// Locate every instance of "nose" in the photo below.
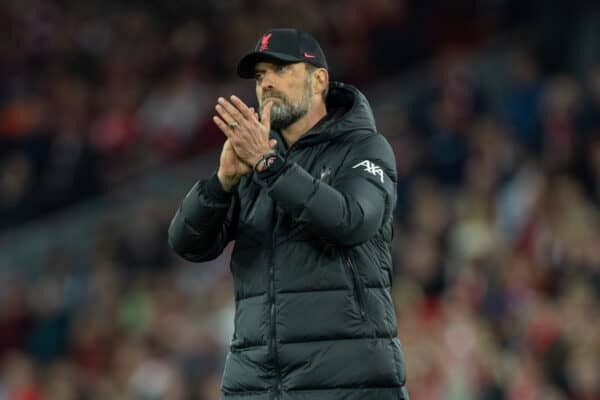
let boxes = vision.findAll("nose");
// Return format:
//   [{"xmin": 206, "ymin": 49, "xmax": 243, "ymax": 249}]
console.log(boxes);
[{"xmin": 260, "ymin": 70, "xmax": 275, "ymax": 91}]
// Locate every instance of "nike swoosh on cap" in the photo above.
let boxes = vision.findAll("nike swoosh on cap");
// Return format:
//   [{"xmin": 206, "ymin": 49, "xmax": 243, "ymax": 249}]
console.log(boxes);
[{"xmin": 303, "ymin": 52, "xmax": 316, "ymax": 58}]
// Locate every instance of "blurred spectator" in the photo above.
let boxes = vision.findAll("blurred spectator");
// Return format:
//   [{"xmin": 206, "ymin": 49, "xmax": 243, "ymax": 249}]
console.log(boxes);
[
  {"xmin": 539, "ymin": 75, "xmax": 582, "ymax": 170},
  {"xmin": 0, "ymin": 152, "xmax": 36, "ymax": 229},
  {"xmin": 503, "ymin": 47, "xmax": 544, "ymax": 153},
  {"xmin": 0, "ymin": 351, "xmax": 45, "ymax": 400}
]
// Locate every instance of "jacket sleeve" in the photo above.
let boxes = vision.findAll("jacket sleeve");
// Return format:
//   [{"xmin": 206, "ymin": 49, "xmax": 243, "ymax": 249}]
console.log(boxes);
[
  {"xmin": 168, "ymin": 172, "xmax": 239, "ymax": 262},
  {"xmin": 257, "ymin": 133, "xmax": 397, "ymax": 246}
]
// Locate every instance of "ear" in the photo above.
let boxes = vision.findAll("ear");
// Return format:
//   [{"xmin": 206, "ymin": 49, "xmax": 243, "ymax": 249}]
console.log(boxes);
[{"xmin": 312, "ymin": 68, "xmax": 329, "ymax": 97}]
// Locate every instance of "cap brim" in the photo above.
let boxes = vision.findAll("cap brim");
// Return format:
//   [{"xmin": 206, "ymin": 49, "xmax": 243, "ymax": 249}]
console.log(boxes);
[{"xmin": 237, "ymin": 51, "xmax": 303, "ymax": 79}]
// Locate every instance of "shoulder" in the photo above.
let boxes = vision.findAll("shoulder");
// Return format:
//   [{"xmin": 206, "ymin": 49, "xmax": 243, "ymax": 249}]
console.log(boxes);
[
  {"xmin": 336, "ymin": 131, "xmax": 397, "ymax": 180},
  {"xmin": 343, "ymin": 130, "xmax": 395, "ymax": 160}
]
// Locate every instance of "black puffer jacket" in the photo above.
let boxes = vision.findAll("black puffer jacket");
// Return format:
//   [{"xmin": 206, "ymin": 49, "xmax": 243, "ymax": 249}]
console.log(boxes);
[{"xmin": 169, "ymin": 82, "xmax": 408, "ymax": 400}]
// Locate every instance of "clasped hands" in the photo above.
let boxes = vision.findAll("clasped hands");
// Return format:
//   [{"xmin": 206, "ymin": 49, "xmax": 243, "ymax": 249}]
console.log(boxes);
[{"xmin": 213, "ymin": 96, "xmax": 277, "ymax": 191}]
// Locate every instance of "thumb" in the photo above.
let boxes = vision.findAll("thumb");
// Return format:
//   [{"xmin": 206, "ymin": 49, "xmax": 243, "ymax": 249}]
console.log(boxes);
[
  {"xmin": 269, "ymin": 139, "xmax": 277, "ymax": 149},
  {"xmin": 261, "ymin": 101, "xmax": 273, "ymax": 133}
]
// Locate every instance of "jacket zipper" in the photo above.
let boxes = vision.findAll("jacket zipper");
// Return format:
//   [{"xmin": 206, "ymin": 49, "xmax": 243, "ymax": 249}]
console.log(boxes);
[
  {"xmin": 270, "ymin": 223, "xmax": 282, "ymax": 398},
  {"xmin": 344, "ymin": 253, "xmax": 367, "ymax": 321}
]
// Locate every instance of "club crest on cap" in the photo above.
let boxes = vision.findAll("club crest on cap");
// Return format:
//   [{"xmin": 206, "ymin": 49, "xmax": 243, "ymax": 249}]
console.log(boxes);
[{"xmin": 259, "ymin": 33, "xmax": 272, "ymax": 52}]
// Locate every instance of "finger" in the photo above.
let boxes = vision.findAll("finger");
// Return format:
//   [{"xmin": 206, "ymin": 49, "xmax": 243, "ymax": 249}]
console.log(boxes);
[
  {"xmin": 218, "ymin": 97, "xmax": 248, "ymax": 128},
  {"xmin": 261, "ymin": 101, "xmax": 273, "ymax": 133},
  {"xmin": 269, "ymin": 139, "xmax": 277, "ymax": 148},
  {"xmin": 230, "ymin": 95, "xmax": 255, "ymax": 121},
  {"xmin": 215, "ymin": 103, "xmax": 237, "ymax": 128},
  {"xmin": 212, "ymin": 115, "xmax": 234, "ymax": 138},
  {"xmin": 249, "ymin": 107, "xmax": 259, "ymax": 121}
]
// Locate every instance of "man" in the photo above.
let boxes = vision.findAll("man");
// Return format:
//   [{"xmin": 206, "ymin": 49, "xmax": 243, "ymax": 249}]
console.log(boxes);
[{"xmin": 168, "ymin": 29, "xmax": 409, "ymax": 400}]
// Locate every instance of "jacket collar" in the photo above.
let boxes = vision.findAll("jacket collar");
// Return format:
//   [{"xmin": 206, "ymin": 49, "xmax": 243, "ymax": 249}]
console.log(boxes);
[{"xmin": 271, "ymin": 81, "xmax": 378, "ymax": 151}]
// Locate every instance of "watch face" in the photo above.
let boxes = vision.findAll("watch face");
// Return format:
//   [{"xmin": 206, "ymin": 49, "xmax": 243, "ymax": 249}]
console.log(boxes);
[
  {"xmin": 266, "ymin": 156, "xmax": 277, "ymax": 168},
  {"xmin": 256, "ymin": 153, "xmax": 279, "ymax": 172}
]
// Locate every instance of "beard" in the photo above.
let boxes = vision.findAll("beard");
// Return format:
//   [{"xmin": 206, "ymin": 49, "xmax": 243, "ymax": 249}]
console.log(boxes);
[{"xmin": 260, "ymin": 78, "xmax": 311, "ymax": 131}]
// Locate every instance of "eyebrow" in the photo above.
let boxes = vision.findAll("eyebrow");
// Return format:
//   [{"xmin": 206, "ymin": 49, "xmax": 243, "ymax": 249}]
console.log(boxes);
[
  {"xmin": 255, "ymin": 64, "xmax": 275, "ymax": 73},
  {"xmin": 255, "ymin": 60, "xmax": 295, "ymax": 75}
]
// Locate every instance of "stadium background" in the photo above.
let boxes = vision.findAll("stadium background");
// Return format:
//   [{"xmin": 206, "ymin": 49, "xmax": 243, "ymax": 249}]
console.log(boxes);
[{"xmin": 1, "ymin": 0, "xmax": 600, "ymax": 399}]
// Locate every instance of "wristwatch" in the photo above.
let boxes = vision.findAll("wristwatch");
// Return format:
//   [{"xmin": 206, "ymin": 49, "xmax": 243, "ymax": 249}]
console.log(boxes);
[{"xmin": 254, "ymin": 151, "xmax": 281, "ymax": 172}]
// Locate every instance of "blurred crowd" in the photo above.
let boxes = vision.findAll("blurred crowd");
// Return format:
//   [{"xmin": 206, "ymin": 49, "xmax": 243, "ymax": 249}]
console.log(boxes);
[
  {"xmin": 1, "ymin": 0, "xmax": 600, "ymax": 400},
  {"xmin": 0, "ymin": 0, "xmax": 542, "ymax": 229},
  {"xmin": 386, "ymin": 51, "xmax": 600, "ymax": 399}
]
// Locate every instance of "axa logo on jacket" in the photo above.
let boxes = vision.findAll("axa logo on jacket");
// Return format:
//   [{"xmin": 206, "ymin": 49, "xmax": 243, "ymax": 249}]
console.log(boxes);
[{"xmin": 353, "ymin": 160, "xmax": 384, "ymax": 183}]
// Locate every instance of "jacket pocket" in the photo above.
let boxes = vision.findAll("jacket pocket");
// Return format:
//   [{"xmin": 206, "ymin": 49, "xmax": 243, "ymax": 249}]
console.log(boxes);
[{"xmin": 343, "ymin": 252, "xmax": 367, "ymax": 321}]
